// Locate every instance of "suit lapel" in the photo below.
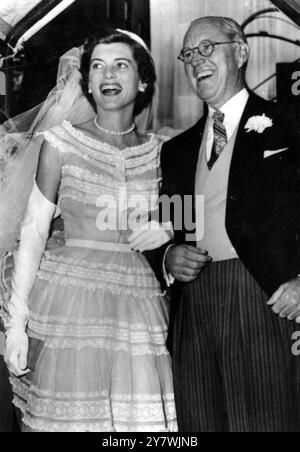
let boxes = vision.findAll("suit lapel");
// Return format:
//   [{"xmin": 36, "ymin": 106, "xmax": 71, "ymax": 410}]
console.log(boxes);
[
  {"xmin": 180, "ymin": 113, "xmax": 208, "ymax": 198},
  {"xmin": 228, "ymin": 93, "xmax": 265, "ymax": 199},
  {"xmin": 176, "ymin": 113, "xmax": 207, "ymax": 244}
]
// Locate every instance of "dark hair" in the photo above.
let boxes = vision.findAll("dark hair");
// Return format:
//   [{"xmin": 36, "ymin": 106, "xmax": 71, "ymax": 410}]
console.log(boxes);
[{"xmin": 80, "ymin": 29, "xmax": 156, "ymax": 116}]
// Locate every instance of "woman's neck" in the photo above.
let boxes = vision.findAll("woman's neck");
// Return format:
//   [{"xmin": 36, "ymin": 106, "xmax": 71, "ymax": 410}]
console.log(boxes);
[
  {"xmin": 95, "ymin": 109, "xmax": 134, "ymax": 135},
  {"xmin": 91, "ymin": 108, "xmax": 150, "ymax": 150}
]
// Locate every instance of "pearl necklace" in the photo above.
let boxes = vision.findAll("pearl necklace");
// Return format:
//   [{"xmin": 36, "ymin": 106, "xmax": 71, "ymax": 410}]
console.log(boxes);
[{"xmin": 94, "ymin": 117, "xmax": 135, "ymax": 136}]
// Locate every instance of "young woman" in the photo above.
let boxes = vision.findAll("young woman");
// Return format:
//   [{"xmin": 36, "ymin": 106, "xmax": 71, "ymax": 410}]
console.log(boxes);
[{"xmin": 4, "ymin": 29, "xmax": 177, "ymax": 432}]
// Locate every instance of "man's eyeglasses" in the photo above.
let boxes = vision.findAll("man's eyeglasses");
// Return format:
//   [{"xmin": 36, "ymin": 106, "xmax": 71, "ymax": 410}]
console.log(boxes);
[{"xmin": 178, "ymin": 39, "xmax": 238, "ymax": 64}]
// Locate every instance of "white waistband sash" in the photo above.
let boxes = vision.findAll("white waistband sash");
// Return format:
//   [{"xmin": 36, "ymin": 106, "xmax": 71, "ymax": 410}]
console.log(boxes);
[{"xmin": 65, "ymin": 239, "xmax": 135, "ymax": 253}]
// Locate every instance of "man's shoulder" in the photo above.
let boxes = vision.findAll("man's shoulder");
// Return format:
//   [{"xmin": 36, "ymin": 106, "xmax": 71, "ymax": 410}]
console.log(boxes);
[
  {"xmin": 247, "ymin": 92, "xmax": 293, "ymax": 120},
  {"xmin": 161, "ymin": 117, "xmax": 205, "ymax": 151},
  {"xmin": 246, "ymin": 91, "xmax": 299, "ymax": 148}
]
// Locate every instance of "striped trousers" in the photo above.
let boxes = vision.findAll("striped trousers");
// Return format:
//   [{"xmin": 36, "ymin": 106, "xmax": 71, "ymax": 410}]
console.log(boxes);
[{"xmin": 171, "ymin": 259, "xmax": 300, "ymax": 432}]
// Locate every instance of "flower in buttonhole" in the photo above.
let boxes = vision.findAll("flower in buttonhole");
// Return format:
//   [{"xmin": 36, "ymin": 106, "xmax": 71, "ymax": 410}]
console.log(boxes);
[{"xmin": 245, "ymin": 114, "xmax": 273, "ymax": 134}]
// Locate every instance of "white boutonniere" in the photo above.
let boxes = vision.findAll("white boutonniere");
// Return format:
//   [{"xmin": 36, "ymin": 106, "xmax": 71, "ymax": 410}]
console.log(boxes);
[{"xmin": 245, "ymin": 114, "xmax": 273, "ymax": 134}]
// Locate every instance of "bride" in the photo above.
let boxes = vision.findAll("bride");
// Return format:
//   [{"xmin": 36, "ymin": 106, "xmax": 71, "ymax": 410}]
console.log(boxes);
[{"xmin": 2, "ymin": 28, "xmax": 177, "ymax": 432}]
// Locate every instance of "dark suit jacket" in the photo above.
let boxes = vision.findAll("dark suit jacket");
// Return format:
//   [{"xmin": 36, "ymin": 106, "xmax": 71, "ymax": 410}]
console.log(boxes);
[{"xmin": 146, "ymin": 92, "xmax": 300, "ymax": 298}]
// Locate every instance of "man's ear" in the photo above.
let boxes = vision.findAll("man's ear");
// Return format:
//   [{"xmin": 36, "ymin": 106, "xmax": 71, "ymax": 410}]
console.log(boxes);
[{"xmin": 236, "ymin": 42, "xmax": 250, "ymax": 69}]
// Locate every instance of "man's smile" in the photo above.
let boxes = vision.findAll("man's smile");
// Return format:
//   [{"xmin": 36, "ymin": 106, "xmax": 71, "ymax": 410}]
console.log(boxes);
[{"xmin": 195, "ymin": 69, "xmax": 215, "ymax": 82}]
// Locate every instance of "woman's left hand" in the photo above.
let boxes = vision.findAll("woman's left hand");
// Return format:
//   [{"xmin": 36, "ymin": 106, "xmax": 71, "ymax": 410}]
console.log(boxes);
[
  {"xmin": 267, "ymin": 277, "xmax": 300, "ymax": 322},
  {"xmin": 128, "ymin": 221, "xmax": 173, "ymax": 252}
]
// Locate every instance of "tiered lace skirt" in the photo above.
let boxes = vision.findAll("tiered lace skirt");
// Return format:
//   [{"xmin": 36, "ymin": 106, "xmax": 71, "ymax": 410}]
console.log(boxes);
[{"xmin": 11, "ymin": 243, "xmax": 177, "ymax": 432}]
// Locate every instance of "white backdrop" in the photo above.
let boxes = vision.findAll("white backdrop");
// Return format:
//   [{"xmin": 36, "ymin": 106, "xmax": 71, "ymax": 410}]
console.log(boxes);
[{"xmin": 150, "ymin": 0, "xmax": 300, "ymax": 130}]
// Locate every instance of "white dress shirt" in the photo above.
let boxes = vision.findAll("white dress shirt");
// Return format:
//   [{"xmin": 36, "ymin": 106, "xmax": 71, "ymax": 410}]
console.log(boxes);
[{"xmin": 206, "ymin": 88, "xmax": 249, "ymax": 161}]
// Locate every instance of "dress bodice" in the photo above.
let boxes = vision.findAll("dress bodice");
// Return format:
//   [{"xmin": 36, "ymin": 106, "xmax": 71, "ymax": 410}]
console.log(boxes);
[{"xmin": 43, "ymin": 121, "xmax": 164, "ymax": 244}]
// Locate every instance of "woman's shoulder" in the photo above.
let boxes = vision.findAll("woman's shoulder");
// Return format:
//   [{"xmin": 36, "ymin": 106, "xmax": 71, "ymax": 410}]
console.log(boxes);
[
  {"xmin": 38, "ymin": 120, "xmax": 91, "ymax": 157},
  {"xmin": 41, "ymin": 120, "xmax": 98, "ymax": 146},
  {"xmin": 39, "ymin": 120, "xmax": 71, "ymax": 141}
]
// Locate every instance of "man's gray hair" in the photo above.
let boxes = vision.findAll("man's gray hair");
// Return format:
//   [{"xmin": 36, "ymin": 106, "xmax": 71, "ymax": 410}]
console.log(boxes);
[
  {"xmin": 186, "ymin": 16, "xmax": 249, "ymax": 75},
  {"xmin": 188, "ymin": 16, "xmax": 248, "ymax": 44}
]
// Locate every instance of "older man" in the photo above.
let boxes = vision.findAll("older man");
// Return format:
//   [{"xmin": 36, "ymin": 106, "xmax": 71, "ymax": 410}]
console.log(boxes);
[{"xmin": 151, "ymin": 16, "xmax": 300, "ymax": 432}]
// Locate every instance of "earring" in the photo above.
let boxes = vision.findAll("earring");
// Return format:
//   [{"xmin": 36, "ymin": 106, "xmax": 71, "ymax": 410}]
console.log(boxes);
[
  {"xmin": 139, "ymin": 83, "xmax": 147, "ymax": 93},
  {"xmin": 88, "ymin": 88, "xmax": 92, "ymax": 94}
]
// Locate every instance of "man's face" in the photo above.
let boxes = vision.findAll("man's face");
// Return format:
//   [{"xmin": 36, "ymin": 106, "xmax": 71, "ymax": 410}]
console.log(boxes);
[{"xmin": 183, "ymin": 21, "xmax": 248, "ymax": 109}]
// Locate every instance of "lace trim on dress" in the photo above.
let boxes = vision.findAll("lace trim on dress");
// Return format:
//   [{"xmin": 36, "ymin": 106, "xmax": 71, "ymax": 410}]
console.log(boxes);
[
  {"xmin": 63, "ymin": 165, "xmax": 116, "ymax": 187},
  {"xmin": 42, "ymin": 129, "xmax": 89, "ymax": 161},
  {"xmin": 61, "ymin": 175, "xmax": 157, "ymax": 200},
  {"xmin": 126, "ymin": 160, "xmax": 158, "ymax": 177},
  {"xmin": 28, "ymin": 318, "xmax": 168, "ymax": 344},
  {"xmin": 12, "ymin": 379, "xmax": 175, "ymax": 402},
  {"xmin": 125, "ymin": 148, "xmax": 159, "ymax": 169},
  {"xmin": 63, "ymin": 165, "xmax": 160, "ymax": 191},
  {"xmin": 43, "ymin": 252, "xmax": 156, "ymax": 276},
  {"xmin": 30, "ymin": 313, "xmax": 168, "ymax": 331},
  {"xmin": 58, "ymin": 188, "xmax": 99, "ymax": 206},
  {"xmin": 42, "ymin": 126, "xmax": 162, "ymax": 180},
  {"xmin": 37, "ymin": 256, "xmax": 161, "ymax": 295},
  {"xmin": 26, "ymin": 335, "xmax": 170, "ymax": 354},
  {"xmin": 61, "ymin": 175, "xmax": 116, "ymax": 197},
  {"xmin": 22, "ymin": 397, "xmax": 175, "ymax": 424},
  {"xmin": 43, "ymin": 126, "xmax": 114, "ymax": 163},
  {"xmin": 12, "ymin": 399, "xmax": 177, "ymax": 432},
  {"xmin": 59, "ymin": 177, "xmax": 158, "ymax": 208},
  {"xmin": 15, "ymin": 405, "xmax": 177, "ymax": 432},
  {"xmin": 47, "ymin": 122, "xmax": 161, "ymax": 166},
  {"xmin": 11, "ymin": 377, "xmax": 177, "ymax": 432},
  {"xmin": 58, "ymin": 184, "xmax": 158, "ymax": 208},
  {"xmin": 12, "ymin": 397, "xmax": 176, "ymax": 427},
  {"xmin": 42, "ymin": 129, "xmax": 119, "ymax": 172},
  {"xmin": 62, "ymin": 120, "xmax": 160, "ymax": 157},
  {"xmin": 39, "ymin": 255, "xmax": 157, "ymax": 286},
  {"xmin": 38, "ymin": 271, "xmax": 163, "ymax": 297}
]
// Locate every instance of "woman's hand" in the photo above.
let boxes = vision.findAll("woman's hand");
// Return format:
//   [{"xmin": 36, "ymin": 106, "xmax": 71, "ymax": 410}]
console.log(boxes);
[
  {"xmin": 128, "ymin": 221, "xmax": 173, "ymax": 252},
  {"xmin": 5, "ymin": 331, "xmax": 30, "ymax": 377}
]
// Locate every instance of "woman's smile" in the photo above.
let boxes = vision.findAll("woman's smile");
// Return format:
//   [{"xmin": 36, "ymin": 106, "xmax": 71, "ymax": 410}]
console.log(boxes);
[{"xmin": 100, "ymin": 83, "xmax": 122, "ymax": 96}]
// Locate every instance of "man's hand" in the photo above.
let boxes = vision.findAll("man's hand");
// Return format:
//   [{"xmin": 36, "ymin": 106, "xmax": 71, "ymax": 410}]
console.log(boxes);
[
  {"xmin": 165, "ymin": 244, "xmax": 212, "ymax": 283},
  {"xmin": 267, "ymin": 277, "xmax": 300, "ymax": 323}
]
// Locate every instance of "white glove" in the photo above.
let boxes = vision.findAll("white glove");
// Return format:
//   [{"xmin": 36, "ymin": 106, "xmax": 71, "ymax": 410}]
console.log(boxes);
[
  {"xmin": 4, "ymin": 181, "xmax": 55, "ymax": 376},
  {"xmin": 128, "ymin": 220, "xmax": 174, "ymax": 252}
]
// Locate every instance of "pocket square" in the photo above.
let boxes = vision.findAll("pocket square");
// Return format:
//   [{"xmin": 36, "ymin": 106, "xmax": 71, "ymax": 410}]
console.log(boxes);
[{"xmin": 263, "ymin": 148, "xmax": 288, "ymax": 158}]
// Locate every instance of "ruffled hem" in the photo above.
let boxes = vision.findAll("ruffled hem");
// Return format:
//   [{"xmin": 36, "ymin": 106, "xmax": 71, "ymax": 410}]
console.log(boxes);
[{"xmin": 12, "ymin": 378, "xmax": 178, "ymax": 432}]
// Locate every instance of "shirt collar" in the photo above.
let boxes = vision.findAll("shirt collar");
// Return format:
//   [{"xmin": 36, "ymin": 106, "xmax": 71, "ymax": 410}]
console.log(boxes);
[{"xmin": 208, "ymin": 88, "xmax": 249, "ymax": 139}]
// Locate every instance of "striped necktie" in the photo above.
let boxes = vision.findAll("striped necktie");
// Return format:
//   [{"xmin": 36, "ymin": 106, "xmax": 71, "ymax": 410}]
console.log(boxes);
[{"xmin": 207, "ymin": 110, "xmax": 227, "ymax": 170}]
